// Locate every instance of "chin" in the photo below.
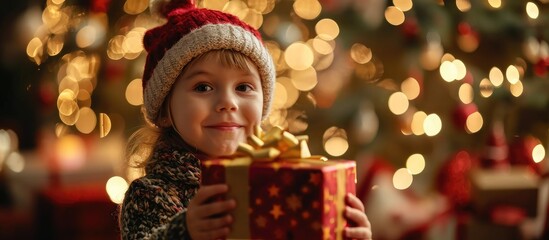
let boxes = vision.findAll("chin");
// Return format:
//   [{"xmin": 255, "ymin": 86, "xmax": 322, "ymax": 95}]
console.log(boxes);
[{"xmin": 206, "ymin": 146, "xmax": 238, "ymax": 158}]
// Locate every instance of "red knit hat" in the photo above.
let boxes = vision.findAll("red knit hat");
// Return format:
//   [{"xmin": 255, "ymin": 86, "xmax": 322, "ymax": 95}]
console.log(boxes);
[{"xmin": 142, "ymin": 0, "xmax": 275, "ymax": 125}]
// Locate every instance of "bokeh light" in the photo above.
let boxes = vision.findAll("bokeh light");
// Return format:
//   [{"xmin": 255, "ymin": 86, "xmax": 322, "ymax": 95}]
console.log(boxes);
[
  {"xmin": 311, "ymin": 37, "xmax": 334, "ymax": 55},
  {"xmin": 489, "ymin": 67, "xmax": 504, "ymax": 87},
  {"xmin": 99, "ymin": 113, "xmax": 112, "ymax": 138},
  {"xmin": 350, "ymin": 43, "xmax": 373, "ymax": 64},
  {"xmin": 388, "ymin": 92, "xmax": 409, "ymax": 115},
  {"xmin": 509, "ymin": 81, "xmax": 524, "ymax": 97},
  {"xmin": 315, "ymin": 18, "xmax": 339, "ymax": 41},
  {"xmin": 393, "ymin": 0, "xmax": 413, "ymax": 12},
  {"xmin": 423, "ymin": 114, "xmax": 442, "ymax": 136},
  {"xmin": 506, "ymin": 65, "xmax": 520, "ymax": 84},
  {"xmin": 440, "ymin": 61, "xmax": 457, "ymax": 82},
  {"xmin": 385, "ymin": 6, "xmax": 405, "ymax": 26},
  {"xmin": 406, "ymin": 153, "xmax": 425, "ymax": 175},
  {"xmin": 479, "ymin": 78, "xmax": 494, "ymax": 98},
  {"xmin": 393, "ymin": 168, "xmax": 413, "ymax": 190},
  {"xmin": 526, "ymin": 2, "xmax": 539, "ymax": 19},
  {"xmin": 76, "ymin": 25, "xmax": 97, "ymax": 48},
  {"xmin": 488, "ymin": 0, "xmax": 502, "ymax": 9},
  {"xmin": 277, "ymin": 77, "xmax": 299, "ymax": 108},
  {"xmin": 411, "ymin": 111, "xmax": 427, "ymax": 135},
  {"xmin": 465, "ymin": 111, "xmax": 483, "ymax": 134},
  {"xmin": 456, "ymin": 0, "xmax": 472, "ymax": 12},
  {"xmin": 294, "ymin": 0, "xmax": 322, "ymax": 20},
  {"xmin": 290, "ymin": 67, "xmax": 318, "ymax": 91},
  {"xmin": 284, "ymin": 42, "xmax": 314, "ymax": 70},
  {"xmin": 75, "ymin": 107, "xmax": 97, "ymax": 134},
  {"xmin": 55, "ymin": 134, "xmax": 86, "ymax": 170},
  {"xmin": 273, "ymin": 82, "xmax": 288, "ymax": 109},
  {"xmin": 125, "ymin": 78, "xmax": 143, "ymax": 106},
  {"xmin": 202, "ymin": 0, "xmax": 228, "ymax": 11},
  {"xmin": 323, "ymin": 127, "xmax": 349, "ymax": 157},
  {"xmin": 6, "ymin": 152, "xmax": 25, "ymax": 173},
  {"xmin": 401, "ymin": 77, "xmax": 420, "ymax": 100},
  {"xmin": 106, "ymin": 176, "xmax": 129, "ymax": 204},
  {"xmin": 458, "ymin": 83, "xmax": 474, "ymax": 104},
  {"xmin": 532, "ymin": 144, "xmax": 545, "ymax": 163},
  {"xmin": 124, "ymin": 0, "xmax": 149, "ymax": 15}
]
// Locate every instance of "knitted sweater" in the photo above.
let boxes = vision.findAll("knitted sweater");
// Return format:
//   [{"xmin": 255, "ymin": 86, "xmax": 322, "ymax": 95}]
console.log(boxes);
[{"xmin": 119, "ymin": 135, "xmax": 202, "ymax": 239}]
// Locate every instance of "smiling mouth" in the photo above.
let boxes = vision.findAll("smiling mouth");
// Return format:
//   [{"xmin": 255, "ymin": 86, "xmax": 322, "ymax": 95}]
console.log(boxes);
[{"xmin": 205, "ymin": 123, "xmax": 243, "ymax": 131}]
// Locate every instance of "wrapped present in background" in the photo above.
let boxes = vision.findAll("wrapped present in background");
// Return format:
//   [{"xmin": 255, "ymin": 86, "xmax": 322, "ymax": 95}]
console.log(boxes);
[
  {"xmin": 201, "ymin": 126, "xmax": 356, "ymax": 240},
  {"xmin": 464, "ymin": 215, "xmax": 522, "ymax": 240},
  {"xmin": 470, "ymin": 166, "xmax": 539, "ymax": 219}
]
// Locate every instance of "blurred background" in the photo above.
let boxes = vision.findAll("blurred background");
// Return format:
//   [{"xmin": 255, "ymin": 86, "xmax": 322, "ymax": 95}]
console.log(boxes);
[{"xmin": 1, "ymin": 0, "xmax": 549, "ymax": 239}]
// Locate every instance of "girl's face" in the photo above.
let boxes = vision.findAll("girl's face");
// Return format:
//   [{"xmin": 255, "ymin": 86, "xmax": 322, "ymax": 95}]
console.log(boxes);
[{"xmin": 168, "ymin": 53, "xmax": 263, "ymax": 158}]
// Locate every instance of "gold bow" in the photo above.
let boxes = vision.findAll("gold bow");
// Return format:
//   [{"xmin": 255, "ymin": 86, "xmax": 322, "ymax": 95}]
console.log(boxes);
[{"xmin": 236, "ymin": 126, "xmax": 327, "ymax": 162}]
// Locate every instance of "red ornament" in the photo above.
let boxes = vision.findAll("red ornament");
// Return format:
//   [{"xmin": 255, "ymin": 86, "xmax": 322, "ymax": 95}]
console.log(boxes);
[
  {"xmin": 39, "ymin": 80, "xmax": 56, "ymax": 108},
  {"xmin": 91, "ymin": 0, "xmax": 112, "ymax": 13},
  {"xmin": 534, "ymin": 57, "xmax": 549, "ymax": 77},
  {"xmin": 452, "ymin": 103, "xmax": 477, "ymax": 130},
  {"xmin": 458, "ymin": 22, "xmax": 472, "ymax": 36},
  {"xmin": 457, "ymin": 22, "xmax": 478, "ymax": 39},
  {"xmin": 436, "ymin": 150, "xmax": 476, "ymax": 210},
  {"xmin": 401, "ymin": 18, "xmax": 419, "ymax": 40}
]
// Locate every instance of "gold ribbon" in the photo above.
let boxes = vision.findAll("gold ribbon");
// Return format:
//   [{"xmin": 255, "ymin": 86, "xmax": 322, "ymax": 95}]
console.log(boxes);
[
  {"xmin": 336, "ymin": 167, "xmax": 346, "ymax": 240},
  {"xmin": 236, "ymin": 125, "xmax": 327, "ymax": 162}
]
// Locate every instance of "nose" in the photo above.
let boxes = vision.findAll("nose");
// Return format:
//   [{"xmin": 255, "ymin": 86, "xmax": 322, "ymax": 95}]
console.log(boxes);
[{"xmin": 216, "ymin": 91, "xmax": 238, "ymax": 112}]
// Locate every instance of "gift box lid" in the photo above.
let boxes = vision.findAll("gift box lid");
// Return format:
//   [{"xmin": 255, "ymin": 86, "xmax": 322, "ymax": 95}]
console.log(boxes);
[{"xmin": 471, "ymin": 166, "xmax": 539, "ymax": 190}]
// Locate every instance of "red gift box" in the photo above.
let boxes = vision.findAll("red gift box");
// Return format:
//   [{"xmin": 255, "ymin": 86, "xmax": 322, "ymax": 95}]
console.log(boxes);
[{"xmin": 201, "ymin": 157, "xmax": 356, "ymax": 239}]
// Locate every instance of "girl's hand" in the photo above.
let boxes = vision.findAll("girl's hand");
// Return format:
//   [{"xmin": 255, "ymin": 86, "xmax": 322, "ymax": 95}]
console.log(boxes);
[
  {"xmin": 186, "ymin": 184, "xmax": 236, "ymax": 240},
  {"xmin": 344, "ymin": 193, "xmax": 372, "ymax": 239}
]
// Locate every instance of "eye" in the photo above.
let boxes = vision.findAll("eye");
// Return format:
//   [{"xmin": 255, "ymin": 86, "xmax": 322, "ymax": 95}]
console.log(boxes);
[
  {"xmin": 236, "ymin": 83, "xmax": 254, "ymax": 92},
  {"xmin": 193, "ymin": 83, "xmax": 213, "ymax": 92}
]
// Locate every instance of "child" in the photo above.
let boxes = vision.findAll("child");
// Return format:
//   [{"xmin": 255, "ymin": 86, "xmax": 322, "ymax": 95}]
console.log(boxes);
[{"xmin": 119, "ymin": 0, "xmax": 372, "ymax": 239}]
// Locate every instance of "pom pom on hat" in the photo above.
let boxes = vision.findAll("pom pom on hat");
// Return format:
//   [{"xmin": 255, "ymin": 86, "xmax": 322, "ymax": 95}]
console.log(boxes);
[{"xmin": 141, "ymin": 0, "xmax": 276, "ymax": 126}]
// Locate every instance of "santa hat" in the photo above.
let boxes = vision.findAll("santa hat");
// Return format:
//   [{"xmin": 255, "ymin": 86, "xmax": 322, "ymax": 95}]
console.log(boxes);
[{"xmin": 142, "ymin": 0, "xmax": 276, "ymax": 125}]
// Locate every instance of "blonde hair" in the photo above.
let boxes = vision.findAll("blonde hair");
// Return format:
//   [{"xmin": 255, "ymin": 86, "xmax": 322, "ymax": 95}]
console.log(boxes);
[{"xmin": 125, "ymin": 49, "xmax": 258, "ymax": 174}]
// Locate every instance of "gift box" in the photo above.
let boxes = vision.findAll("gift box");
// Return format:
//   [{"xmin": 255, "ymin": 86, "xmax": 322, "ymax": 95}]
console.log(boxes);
[
  {"xmin": 201, "ymin": 127, "xmax": 356, "ymax": 240},
  {"xmin": 470, "ymin": 166, "xmax": 539, "ymax": 218},
  {"xmin": 464, "ymin": 215, "xmax": 522, "ymax": 240}
]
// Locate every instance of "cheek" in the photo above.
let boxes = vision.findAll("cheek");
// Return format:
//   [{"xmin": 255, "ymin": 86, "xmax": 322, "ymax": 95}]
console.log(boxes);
[
  {"xmin": 242, "ymin": 98, "xmax": 263, "ymax": 128},
  {"xmin": 171, "ymin": 101, "xmax": 204, "ymax": 137}
]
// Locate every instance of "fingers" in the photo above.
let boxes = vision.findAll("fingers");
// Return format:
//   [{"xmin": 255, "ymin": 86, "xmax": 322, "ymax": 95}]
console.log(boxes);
[
  {"xmin": 198, "ymin": 199, "xmax": 236, "ymax": 218},
  {"xmin": 200, "ymin": 214, "xmax": 233, "ymax": 231},
  {"xmin": 344, "ymin": 226, "xmax": 372, "ymax": 240},
  {"xmin": 189, "ymin": 184, "xmax": 236, "ymax": 222},
  {"xmin": 345, "ymin": 206, "xmax": 370, "ymax": 228},
  {"xmin": 191, "ymin": 184, "xmax": 229, "ymax": 204},
  {"xmin": 188, "ymin": 212, "xmax": 233, "ymax": 239},
  {"xmin": 344, "ymin": 193, "xmax": 372, "ymax": 240},
  {"xmin": 346, "ymin": 193, "xmax": 365, "ymax": 212},
  {"xmin": 187, "ymin": 184, "xmax": 235, "ymax": 240}
]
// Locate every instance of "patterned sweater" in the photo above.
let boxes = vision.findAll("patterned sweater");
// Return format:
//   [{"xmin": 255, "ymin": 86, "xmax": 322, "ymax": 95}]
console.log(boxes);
[{"xmin": 119, "ymin": 135, "xmax": 202, "ymax": 239}]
